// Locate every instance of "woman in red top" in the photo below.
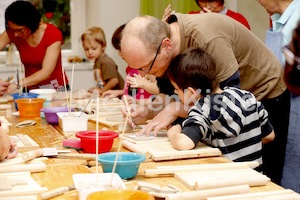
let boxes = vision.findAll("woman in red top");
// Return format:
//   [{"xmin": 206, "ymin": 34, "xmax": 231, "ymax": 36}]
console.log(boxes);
[
  {"xmin": 0, "ymin": 1, "xmax": 69, "ymax": 92},
  {"xmin": 190, "ymin": 0, "xmax": 250, "ymax": 30}
]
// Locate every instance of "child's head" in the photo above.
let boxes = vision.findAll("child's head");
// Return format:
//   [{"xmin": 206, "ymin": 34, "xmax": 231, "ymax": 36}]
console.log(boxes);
[
  {"xmin": 167, "ymin": 47, "xmax": 218, "ymax": 100},
  {"xmin": 112, "ymin": 24, "xmax": 126, "ymax": 51},
  {"xmin": 81, "ymin": 27, "xmax": 106, "ymax": 61}
]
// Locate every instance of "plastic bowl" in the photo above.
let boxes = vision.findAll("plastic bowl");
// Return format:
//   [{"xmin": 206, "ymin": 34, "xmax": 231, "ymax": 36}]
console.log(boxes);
[
  {"xmin": 87, "ymin": 190, "xmax": 155, "ymax": 200},
  {"xmin": 41, "ymin": 107, "xmax": 69, "ymax": 124},
  {"xmin": 98, "ymin": 152, "xmax": 146, "ymax": 179},
  {"xmin": 76, "ymin": 130, "xmax": 119, "ymax": 153},
  {"xmin": 73, "ymin": 173, "xmax": 126, "ymax": 200},
  {"xmin": 29, "ymin": 89, "xmax": 57, "ymax": 101},
  {"xmin": 11, "ymin": 92, "xmax": 39, "ymax": 110},
  {"xmin": 15, "ymin": 98, "xmax": 45, "ymax": 118}
]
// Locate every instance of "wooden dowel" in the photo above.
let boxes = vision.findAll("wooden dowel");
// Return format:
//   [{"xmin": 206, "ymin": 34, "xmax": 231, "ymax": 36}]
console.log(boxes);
[
  {"xmin": 166, "ymin": 185, "xmax": 250, "ymax": 200},
  {"xmin": 206, "ymin": 189, "xmax": 297, "ymax": 200},
  {"xmin": 121, "ymin": 140, "xmax": 152, "ymax": 159}
]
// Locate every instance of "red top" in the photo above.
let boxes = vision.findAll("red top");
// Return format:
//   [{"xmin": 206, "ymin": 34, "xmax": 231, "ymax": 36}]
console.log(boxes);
[
  {"xmin": 124, "ymin": 67, "xmax": 152, "ymax": 99},
  {"xmin": 189, "ymin": 9, "xmax": 251, "ymax": 30},
  {"xmin": 8, "ymin": 23, "xmax": 69, "ymax": 90}
]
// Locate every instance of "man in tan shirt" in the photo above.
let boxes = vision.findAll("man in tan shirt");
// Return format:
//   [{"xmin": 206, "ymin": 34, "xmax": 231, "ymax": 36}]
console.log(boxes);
[{"xmin": 120, "ymin": 13, "xmax": 290, "ymax": 184}]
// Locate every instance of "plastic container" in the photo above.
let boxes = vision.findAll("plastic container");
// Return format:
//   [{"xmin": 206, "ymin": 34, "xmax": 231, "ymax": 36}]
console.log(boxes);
[
  {"xmin": 87, "ymin": 190, "xmax": 155, "ymax": 200},
  {"xmin": 98, "ymin": 152, "xmax": 146, "ymax": 179},
  {"xmin": 57, "ymin": 112, "xmax": 89, "ymax": 132},
  {"xmin": 76, "ymin": 130, "xmax": 119, "ymax": 153},
  {"xmin": 73, "ymin": 173, "xmax": 125, "ymax": 200},
  {"xmin": 11, "ymin": 92, "xmax": 39, "ymax": 110},
  {"xmin": 15, "ymin": 98, "xmax": 45, "ymax": 118},
  {"xmin": 29, "ymin": 89, "xmax": 57, "ymax": 101},
  {"xmin": 41, "ymin": 107, "xmax": 69, "ymax": 124}
]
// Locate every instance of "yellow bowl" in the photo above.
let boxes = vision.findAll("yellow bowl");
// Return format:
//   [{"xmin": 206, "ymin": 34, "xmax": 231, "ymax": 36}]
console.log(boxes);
[
  {"xmin": 87, "ymin": 190, "xmax": 155, "ymax": 200},
  {"xmin": 15, "ymin": 98, "xmax": 45, "ymax": 118}
]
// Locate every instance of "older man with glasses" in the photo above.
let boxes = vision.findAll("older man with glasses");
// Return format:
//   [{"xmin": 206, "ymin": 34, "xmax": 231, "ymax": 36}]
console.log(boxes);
[{"xmin": 120, "ymin": 13, "xmax": 290, "ymax": 185}]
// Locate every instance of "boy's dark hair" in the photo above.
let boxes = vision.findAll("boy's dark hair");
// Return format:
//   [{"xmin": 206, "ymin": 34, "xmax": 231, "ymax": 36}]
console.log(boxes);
[
  {"xmin": 284, "ymin": 20, "xmax": 300, "ymax": 96},
  {"xmin": 5, "ymin": 1, "xmax": 41, "ymax": 33},
  {"xmin": 112, "ymin": 24, "xmax": 126, "ymax": 51},
  {"xmin": 167, "ymin": 47, "xmax": 218, "ymax": 96}
]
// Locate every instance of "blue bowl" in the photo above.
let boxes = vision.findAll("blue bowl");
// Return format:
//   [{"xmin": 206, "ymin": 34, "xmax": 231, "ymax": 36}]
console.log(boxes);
[
  {"xmin": 98, "ymin": 152, "xmax": 146, "ymax": 179},
  {"xmin": 11, "ymin": 93, "xmax": 39, "ymax": 110}
]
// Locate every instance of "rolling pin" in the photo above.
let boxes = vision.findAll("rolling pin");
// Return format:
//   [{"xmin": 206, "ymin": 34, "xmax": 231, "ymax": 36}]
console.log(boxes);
[
  {"xmin": 121, "ymin": 140, "xmax": 152, "ymax": 159},
  {"xmin": 195, "ymin": 175, "xmax": 269, "ymax": 190},
  {"xmin": 40, "ymin": 185, "xmax": 75, "ymax": 200},
  {"xmin": 166, "ymin": 185, "xmax": 250, "ymax": 200},
  {"xmin": 22, "ymin": 148, "xmax": 44, "ymax": 162}
]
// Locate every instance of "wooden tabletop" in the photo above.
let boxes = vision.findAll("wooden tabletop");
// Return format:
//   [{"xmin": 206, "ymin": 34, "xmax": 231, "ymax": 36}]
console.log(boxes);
[{"xmin": 3, "ymin": 100, "xmax": 284, "ymax": 199}]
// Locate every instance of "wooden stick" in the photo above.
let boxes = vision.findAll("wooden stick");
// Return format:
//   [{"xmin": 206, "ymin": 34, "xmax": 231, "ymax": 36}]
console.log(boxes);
[
  {"xmin": 144, "ymin": 162, "xmax": 259, "ymax": 176},
  {"xmin": 121, "ymin": 140, "xmax": 152, "ymax": 159},
  {"xmin": 166, "ymin": 185, "xmax": 250, "ymax": 200},
  {"xmin": 206, "ymin": 189, "xmax": 298, "ymax": 200}
]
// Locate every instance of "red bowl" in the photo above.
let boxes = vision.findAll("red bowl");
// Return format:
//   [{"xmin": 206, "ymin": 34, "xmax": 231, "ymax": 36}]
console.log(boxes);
[{"xmin": 76, "ymin": 130, "xmax": 119, "ymax": 153}]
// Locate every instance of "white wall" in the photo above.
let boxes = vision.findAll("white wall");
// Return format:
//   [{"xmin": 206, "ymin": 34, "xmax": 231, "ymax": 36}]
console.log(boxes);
[
  {"xmin": 226, "ymin": 0, "xmax": 269, "ymax": 41},
  {"xmin": 82, "ymin": 0, "xmax": 269, "ymax": 79},
  {"xmin": 85, "ymin": 0, "xmax": 140, "ymax": 79}
]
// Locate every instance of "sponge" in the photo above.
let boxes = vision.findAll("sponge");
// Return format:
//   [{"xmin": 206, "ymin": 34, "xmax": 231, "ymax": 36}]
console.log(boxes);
[{"xmin": 63, "ymin": 139, "xmax": 82, "ymax": 150}]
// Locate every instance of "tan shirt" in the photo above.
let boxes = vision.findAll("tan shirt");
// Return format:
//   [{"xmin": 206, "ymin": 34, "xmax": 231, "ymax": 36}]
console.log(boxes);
[{"xmin": 168, "ymin": 13, "xmax": 286, "ymax": 100}]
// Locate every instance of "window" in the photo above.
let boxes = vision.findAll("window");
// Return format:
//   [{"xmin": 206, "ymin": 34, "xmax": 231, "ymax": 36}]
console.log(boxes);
[{"xmin": 0, "ymin": 0, "xmax": 85, "ymax": 64}]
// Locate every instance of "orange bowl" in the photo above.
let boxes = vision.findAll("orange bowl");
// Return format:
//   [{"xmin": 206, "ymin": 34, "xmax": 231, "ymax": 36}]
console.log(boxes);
[
  {"xmin": 15, "ymin": 98, "xmax": 45, "ymax": 118},
  {"xmin": 87, "ymin": 190, "xmax": 155, "ymax": 200}
]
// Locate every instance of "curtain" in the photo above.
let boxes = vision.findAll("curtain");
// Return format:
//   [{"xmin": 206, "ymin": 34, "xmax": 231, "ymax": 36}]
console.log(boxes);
[{"xmin": 140, "ymin": 0, "xmax": 199, "ymax": 18}]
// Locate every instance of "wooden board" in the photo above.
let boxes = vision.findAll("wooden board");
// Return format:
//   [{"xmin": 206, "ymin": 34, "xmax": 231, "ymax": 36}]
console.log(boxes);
[
  {"xmin": 174, "ymin": 168, "xmax": 270, "ymax": 190},
  {"xmin": 10, "ymin": 134, "xmax": 39, "ymax": 151},
  {"xmin": 0, "ymin": 171, "xmax": 47, "ymax": 197},
  {"xmin": 121, "ymin": 137, "xmax": 221, "ymax": 161}
]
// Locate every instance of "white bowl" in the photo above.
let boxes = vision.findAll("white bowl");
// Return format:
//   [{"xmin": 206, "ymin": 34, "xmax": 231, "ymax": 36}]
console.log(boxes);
[
  {"xmin": 29, "ymin": 89, "xmax": 57, "ymax": 101},
  {"xmin": 73, "ymin": 173, "xmax": 125, "ymax": 200}
]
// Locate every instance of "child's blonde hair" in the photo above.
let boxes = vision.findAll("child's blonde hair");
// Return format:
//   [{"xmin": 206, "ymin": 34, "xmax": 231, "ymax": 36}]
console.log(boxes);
[{"xmin": 81, "ymin": 26, "xmax": 106, "ymax": 48}]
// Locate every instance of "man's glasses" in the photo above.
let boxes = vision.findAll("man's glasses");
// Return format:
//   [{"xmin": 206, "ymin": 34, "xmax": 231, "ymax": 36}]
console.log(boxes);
[
  {"xmin": 138, "ymin": 38, "xmax": 164, "ymax": 73},
  {"xmin": 282, "ymin": 46, "xmax": 300, "ymax": 66}
]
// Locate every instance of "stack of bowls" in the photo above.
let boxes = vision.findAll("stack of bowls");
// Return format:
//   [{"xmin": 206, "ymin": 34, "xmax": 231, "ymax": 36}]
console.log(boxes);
[
  {"xmin": 15, "ymin": 98, "xmax": 45, "ymax": 118},
  {"xmin": 11, "ymin": 92, "xmax": 39, "ymax": 110}
]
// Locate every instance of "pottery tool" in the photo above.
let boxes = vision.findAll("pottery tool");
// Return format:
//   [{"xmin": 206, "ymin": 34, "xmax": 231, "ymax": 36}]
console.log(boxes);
[
  {"xmin": 15, "ymin": 67, "xmax": 21, "ymax": 95},
  {"xmin": 109, "ymin": 95, "xmax": 130, "ymax": 185},
  {"xmin": 16, "ymin": 120, "xmax": 36, "ymax": 128},
  {"xmin": 78, "ymin": 97, "xmax": 93, "ymax": 117},
  {"xmin": 137, "ymin": 181, "xmax": 180, "ymax": 198},
  {"xmin": 69, "ymin": 64, "xmax": 75, "ymax": 112},
  {"xmin": 22, "ymin": 148, "xmax": 71, "ymax": 162},
  {"xmin": 5, "ymin": 75, "xmax": 13, "ymax": 82},
  {"xmin": 40, "ymin": 185, "xmax": 75, "ymax": 200},
  {"xmin": 123, "ymin": 95, "xmax": 136, "ymax": 129},
  {"xmin": 61, "ymin": 64, "xmax": 70, "ymax": 112}
]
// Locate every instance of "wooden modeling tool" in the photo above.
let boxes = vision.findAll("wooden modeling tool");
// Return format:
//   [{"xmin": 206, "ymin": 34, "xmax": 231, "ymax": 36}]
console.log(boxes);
[
  {"xmin": 22, "ymin": 148, "xmax": 71, "ymax": 162},
  {"xmin": 40, "ymin": 185, "xmax": 75, "ymax": 200}
]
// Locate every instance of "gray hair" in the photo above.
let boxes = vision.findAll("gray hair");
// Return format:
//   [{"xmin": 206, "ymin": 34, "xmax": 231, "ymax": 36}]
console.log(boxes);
[{"xmin": 122, "ymin": 15, "xmax": 171, "ymax": 54}]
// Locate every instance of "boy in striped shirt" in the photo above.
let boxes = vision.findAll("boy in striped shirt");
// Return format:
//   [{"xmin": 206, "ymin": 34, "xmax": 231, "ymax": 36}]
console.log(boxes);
[{"xmin": 167, "ymin": 47, "xmax": 275, "ymax": 172}]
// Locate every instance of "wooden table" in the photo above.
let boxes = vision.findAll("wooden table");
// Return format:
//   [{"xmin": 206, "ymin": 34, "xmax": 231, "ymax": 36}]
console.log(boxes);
[{"xmin": 4, "ymin": 100, "xmax": 284, "ymax": 200}]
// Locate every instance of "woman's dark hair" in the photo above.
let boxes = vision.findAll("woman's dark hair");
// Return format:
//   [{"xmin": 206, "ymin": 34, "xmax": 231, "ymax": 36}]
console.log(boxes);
[
  {"xmin": 284, "ymin": 20, "xmax": 300, "ymax": 96},
  {"xmin": 195, "ymin": 0, "xmax": 225, "ymax": 7},
  {"xmin": 111, "ymin": 24, "xmax": 126, "ymax": 51},
  {"xmin": 167, "ymin": 47, "xmax": 218, "ymax": 96},
  {"xmin": 5, "ymin": 1, "xmax": 41, "ymax": 33}
]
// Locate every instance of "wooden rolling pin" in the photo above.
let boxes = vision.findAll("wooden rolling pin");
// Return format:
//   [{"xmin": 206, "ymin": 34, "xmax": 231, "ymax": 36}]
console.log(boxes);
[
  {"xmin": 40, "ymin": 185, "xmax": 75, "ymax": 200},
  {"xmin": 166, "ymin": 185, "xmax": 250, "ymax": 200},
  {"xmin": 0, "ymin": 162, "xmax": 46, "ymax": 173},
  {"xmin": 121, "ymin": 140, "xmax": 152, "ymax": 159},
  {"xmin": 22, "ymin": 148, "xmax": 44, "ymax": 162},
  {"xmin": 195, "ymin": 175, "xmax": 269, "ymax": 190}
]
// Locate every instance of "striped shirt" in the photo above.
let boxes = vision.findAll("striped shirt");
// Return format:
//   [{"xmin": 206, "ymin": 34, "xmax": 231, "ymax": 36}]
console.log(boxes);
[{"xmin": 182, "ymin": 87, "xmax": 273, "ymax": 171}]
